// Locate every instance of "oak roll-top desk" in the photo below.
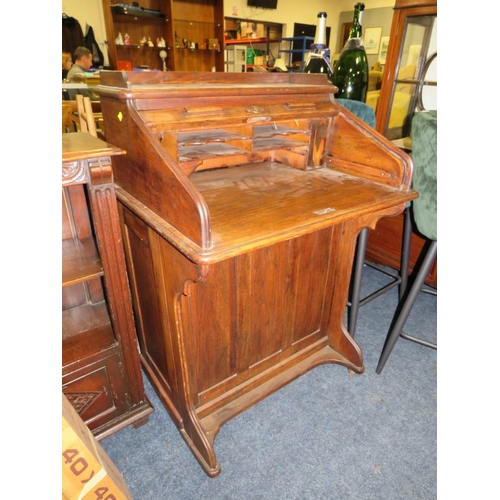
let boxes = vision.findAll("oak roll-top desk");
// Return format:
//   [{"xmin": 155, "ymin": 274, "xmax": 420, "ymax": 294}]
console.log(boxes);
[{"xmin": 95, "ymin": 71, "xmax": 417, "ymax": 476}]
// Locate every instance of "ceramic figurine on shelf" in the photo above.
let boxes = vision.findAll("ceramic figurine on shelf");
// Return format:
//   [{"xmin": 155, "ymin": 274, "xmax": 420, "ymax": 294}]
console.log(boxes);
[
  {"xmin": 159, "ymin": 49, "xmax": 168, "ymax": 71},
  {"xmin": 158, "ymin": 37, "xmax": 166, "ymax": 47},
  {"xmin": 148, "ymin": 37, "xmax": 154, "ymax": 47},
  {"xmin": 115, "ymin": 32, "xmax": 124, "ymax": 45},
  {"xmin": 124, "ymin": 33, "xmax": 130, "ymax": 45},
  {"xmin": 174, "ymin": 31, "xmax": 181, "ymax": 48},
  {"xmin": 140, "ymin": 36, "xmax": 147, "ymax": 47}
]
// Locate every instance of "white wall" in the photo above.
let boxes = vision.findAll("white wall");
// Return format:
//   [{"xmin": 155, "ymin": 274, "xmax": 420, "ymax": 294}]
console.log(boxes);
[
  {"xmin": 61, "ymin": 0, "xmax": 398, "ymax": 68},
  {"xmin": 223, "ymin": 0, "xmax": 396, "ymax": 41},
  {"xmin": 62, "ymin": 0, "xmax": 109, "ymax": 66}
]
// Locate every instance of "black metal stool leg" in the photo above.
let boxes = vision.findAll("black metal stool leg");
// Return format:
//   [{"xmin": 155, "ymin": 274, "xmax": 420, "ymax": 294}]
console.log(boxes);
[
  {"xmin": 399, "ymin": 206, "xmax": 412, "ymax": 299},
  {"xmin": 376, "ymin": 241, "xmax": 437, "ymax": 374},
  {"xmin": 348, "ymin": 228, "xmax": 368, "ymax": 338}
]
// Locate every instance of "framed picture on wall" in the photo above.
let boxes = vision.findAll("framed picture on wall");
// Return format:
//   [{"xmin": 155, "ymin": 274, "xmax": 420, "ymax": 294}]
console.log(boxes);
[
  {"xmin": 378, "ymin": 36, "xmax": 390, "ymax": 64},
  {"xmin": 364, "ymin": 27, "xmax": 382, "ymax": 55}
]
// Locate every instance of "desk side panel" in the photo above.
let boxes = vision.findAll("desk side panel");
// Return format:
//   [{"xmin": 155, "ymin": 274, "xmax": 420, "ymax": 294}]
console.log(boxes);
[
  {"xmin": 327, "ymin": 103, "xmax": 414, "ymax": 190},
  {"xmin": 99, "ymin": 96, "xmax": 210, "ymax": 248}
]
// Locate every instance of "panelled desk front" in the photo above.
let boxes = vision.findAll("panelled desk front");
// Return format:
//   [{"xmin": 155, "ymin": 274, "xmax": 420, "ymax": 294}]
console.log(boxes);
[{"xmin": 96, "ymin": 71, "xmax": 417, "ymax": 476}]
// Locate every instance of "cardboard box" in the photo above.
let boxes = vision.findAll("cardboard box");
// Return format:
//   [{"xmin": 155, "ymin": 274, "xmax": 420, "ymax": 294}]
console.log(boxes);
[
  {"xmin": 254, "ymin": 23, "xmax": 266, "ymax": 39},
  {"xmin": 239, "ymin": 21, "xmax": 253, "ymax": 38},
  {"xmin": 62, "ymin": 394, "xmax": 133, "ymax": 500},
  {"xmin": 268, "ymin": 26, "xmax": 282, "ymax": 41}
]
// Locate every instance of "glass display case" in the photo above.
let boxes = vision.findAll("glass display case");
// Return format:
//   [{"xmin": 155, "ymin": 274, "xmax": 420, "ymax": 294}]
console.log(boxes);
[
  {"xmin": 365, "ymin": 0, "xmax": 437, "ymax": 288},
  {"xmin": 375, "ymin": 0, "xmax": 437, "ymax": 146}
]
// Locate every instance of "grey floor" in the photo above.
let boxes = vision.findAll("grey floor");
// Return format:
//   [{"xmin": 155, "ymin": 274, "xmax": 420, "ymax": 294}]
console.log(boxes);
[{"xmin": 100, "ymin": 265, "xmax": 437, "ymax": 499}]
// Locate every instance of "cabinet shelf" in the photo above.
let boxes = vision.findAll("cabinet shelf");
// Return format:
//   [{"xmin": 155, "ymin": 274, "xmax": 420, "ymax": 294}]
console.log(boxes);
[
  {"xmin": 116, "ymin": 44, "xmax": 168, "ymax": 49},
  {"xmin": 111, "ymin": 6, "xmax": 166, "ymax": 19},
  {"xmin": 62, "ymin": 303, "xmax": 116, "ymax": 367},
  {"xmin": 253, "ymin": 124, "xmax": 309, "ymax": 138},
  {"xmin": 174, "ymin": 18, "xmax": 222, "ymax": 27},
  {"xmin": 62, "ymin": 301, "xmax": 113, "ymax": 341},
  {"xmin": 62, "ymin": 237, "xmax": 103, "ymax": 287},
  {"xmin": 179, "ymin": 130, "xmax": 250, "ymax": 145},
  {"xmin": 225, "ymin": 37, "xmax": 268, "ymax": 45},
  {"xmin": 175, "ymin": 47, "xmax": 220, "ymax": 51},
  {"xmin": 253, "ymin": 137, "xmax": 308, "ymax": 152}
]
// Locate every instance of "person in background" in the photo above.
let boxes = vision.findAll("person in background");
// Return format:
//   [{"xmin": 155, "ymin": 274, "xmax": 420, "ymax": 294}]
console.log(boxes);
[
  {"xmin": 66, "ymin": 46, "xmax": 92, "ymax": 82},
  {"xmin": 62, "ymin": 52, "xmax": 73, "ymax": 81},
  {"xmin": 65, "ymin": 46, "xmax": 98, "ymax": 101}
]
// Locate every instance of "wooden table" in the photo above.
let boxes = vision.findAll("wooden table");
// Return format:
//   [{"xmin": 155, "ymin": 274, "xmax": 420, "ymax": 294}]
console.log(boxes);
[{"xmin": 96, "ymin": 71, "xmax": 416, "ymax": 476}]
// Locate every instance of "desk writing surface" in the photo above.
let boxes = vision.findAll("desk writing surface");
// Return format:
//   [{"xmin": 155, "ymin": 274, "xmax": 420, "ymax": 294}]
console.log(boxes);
[{"xmin": 190, "ymin": 162, "xmax": 414, "ymax": 253}]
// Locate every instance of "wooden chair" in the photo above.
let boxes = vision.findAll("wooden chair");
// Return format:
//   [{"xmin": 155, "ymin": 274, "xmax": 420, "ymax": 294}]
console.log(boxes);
[
  {"xmin": 76, "ymin": 94, "xmax": 98, "ymax": 137},
  {"xmin": 62, "ymin": 104, "xmax": 79, "ymax": 134}
]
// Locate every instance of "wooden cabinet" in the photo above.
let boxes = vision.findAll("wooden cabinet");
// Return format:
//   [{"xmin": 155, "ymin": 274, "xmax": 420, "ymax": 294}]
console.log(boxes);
[
  {"xmin": 102, "ymin": 0, "xmax": 224, "ymax": 72},
  {"xmin": 367, "ymin": 0, "xmax": 437, "ymax": 288},
  {"xmin": 62, "ymin": 133, "xmax": 153, "ymax": 440},
  {"xmin": 375, "ymin": 0, "xmax": 437, "ymax": 141},
  {"xmin": 171, "ymin": 0, "xmax": 224, "ymax": 71},
  {"xmin": 96, "ymin": 71, "xmax": 416, "ymax": 476}
]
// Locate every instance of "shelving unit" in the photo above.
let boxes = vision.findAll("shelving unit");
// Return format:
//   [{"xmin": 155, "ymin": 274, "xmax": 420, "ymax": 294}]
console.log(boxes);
[
  {"xmin": 102, "ymin": 0, "xmax": 225, "ymax": 72},
  {"xmin": 62, "ymin": 132, "xmax": 153, "ymax": 440},
  {"xmin": 278, "ymin": 36, "xmax": 314, "ymax": 71}
]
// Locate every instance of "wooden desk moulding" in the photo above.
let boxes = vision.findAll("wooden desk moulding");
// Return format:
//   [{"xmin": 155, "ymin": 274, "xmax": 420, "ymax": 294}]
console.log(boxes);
[
  {"xmin": 62, "ymin": 133, "xmax": 153, "ymax": 439},
  {"xmin": 95, "ymin": 71, "xmax": 417, "ymax": 476}
]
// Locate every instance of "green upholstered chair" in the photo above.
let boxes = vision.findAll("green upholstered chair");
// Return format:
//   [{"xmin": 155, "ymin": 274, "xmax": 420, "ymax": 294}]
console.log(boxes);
[
  {"xmin": 376, "ymin": 110, "xmax": 437, "ymax": 374},
  {"xmin": 336, "ymin": 98, "xmax": 412, "ymax": 339}
]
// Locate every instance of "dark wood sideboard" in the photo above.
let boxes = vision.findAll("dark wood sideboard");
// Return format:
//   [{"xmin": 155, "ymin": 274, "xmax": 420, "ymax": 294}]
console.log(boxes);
[
  {"xmin": 62, "ymin": 132, "xmax": 153, "ymax": 439},
  {"xmin": 95, "ymin": 71, "xmax": 417, "ymax": 476}
]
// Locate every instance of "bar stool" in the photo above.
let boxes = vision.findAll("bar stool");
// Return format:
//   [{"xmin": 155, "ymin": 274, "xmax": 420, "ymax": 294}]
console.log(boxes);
[
  {"xmin": 335, "ymin": 98, "xmax": 412, "ymax": 339},
  {"xmin": 376, "ymin": 110, "xmax": 437, "ymax": 374}
]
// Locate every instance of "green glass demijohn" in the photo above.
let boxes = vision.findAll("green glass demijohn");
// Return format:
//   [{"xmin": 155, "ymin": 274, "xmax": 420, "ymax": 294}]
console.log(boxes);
[{"xmin": 333, "ymin": 3, "xmax": 369, "ymax": 102}]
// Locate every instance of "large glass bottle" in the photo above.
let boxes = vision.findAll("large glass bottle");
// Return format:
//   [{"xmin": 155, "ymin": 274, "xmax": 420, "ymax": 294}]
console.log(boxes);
[
  {"xmin": 333, "ymin": 3, "xmax": 369, "ymax": 102},
  {"xmin": 303, "ymin": 12, "xmax": 334, "ymax": 83}
]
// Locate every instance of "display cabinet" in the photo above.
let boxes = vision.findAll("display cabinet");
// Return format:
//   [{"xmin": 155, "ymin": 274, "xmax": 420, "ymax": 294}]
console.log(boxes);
[
  {"xmin": 102, "ymin": 0, "xmax": 224, "ymax": 72},
  {"xmin": 375, "ymin": 0, "xmax": 437, "ymax": 142},
  {"xmin": 171, "ymin": 0, "xmax": 224, "ymax": 72},
  {"xmin": 366, "ymin": 0, "xmax": 437, "ymax": 287},
  {"xmin": 62, "ymin": 132, "xmax": 153, "ymax": 439}
]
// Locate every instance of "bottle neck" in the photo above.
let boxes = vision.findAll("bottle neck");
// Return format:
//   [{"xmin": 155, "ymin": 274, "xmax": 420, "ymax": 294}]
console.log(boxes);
[
  {"xmin": 313, "ymin": 12, "xmax": 327, "ymax": 47},
  {"xmin": 349, "ymin": 3, "xmax": 365, "ymax": 39},
  {"xmin": 306, "ymin": 12, "xmax": 333, "ymax": 75}
]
